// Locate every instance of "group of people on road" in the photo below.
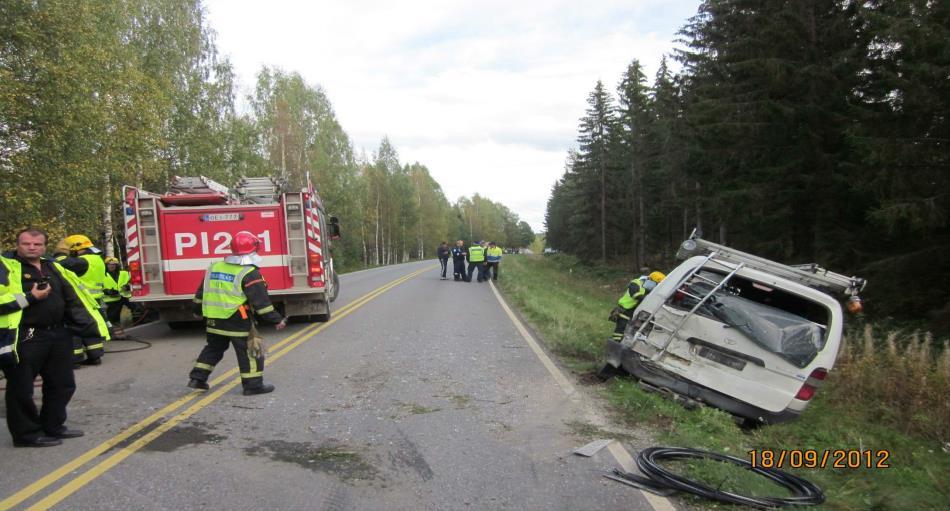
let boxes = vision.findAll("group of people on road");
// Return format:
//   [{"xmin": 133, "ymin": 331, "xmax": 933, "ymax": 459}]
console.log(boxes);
[
  {"xmin": 1, "ymin": 227, "xmax": 285, "ymax": 448},
  {"xmin": 437, "ymin": 240, "xmax": 503, "ymax": 283},
  {"xmin": 1, "ymin": 219, "xmax": 668, "ymax": 451}
]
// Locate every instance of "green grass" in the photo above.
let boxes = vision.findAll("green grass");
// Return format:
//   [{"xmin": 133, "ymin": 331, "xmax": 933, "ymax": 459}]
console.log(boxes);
[{"xmin": 497, "ymin": 254, "xmax": 949, "ymax": 511}]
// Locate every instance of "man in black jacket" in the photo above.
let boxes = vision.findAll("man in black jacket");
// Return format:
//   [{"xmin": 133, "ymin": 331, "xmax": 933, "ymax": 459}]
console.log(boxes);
[
  {"xmin": 1, "ymin": 228, "xmax": 109, "ymax": 447},
  {"xmin": 436, "ymin": 241, "xmax": 450, "ymax": 280},
  {"xmin": 451, "ymin": 240, "xmax": 467, "ymax": 281}
]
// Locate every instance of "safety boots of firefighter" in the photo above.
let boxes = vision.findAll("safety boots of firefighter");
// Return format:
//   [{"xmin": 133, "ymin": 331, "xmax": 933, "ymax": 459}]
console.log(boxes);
[
  {"xmin": 242, "ymin": 383, "xmax": 275, "ymax": 396},
  {"xmin": 187, "ymin": 378, "xmax": 210, "ymax": 391}
]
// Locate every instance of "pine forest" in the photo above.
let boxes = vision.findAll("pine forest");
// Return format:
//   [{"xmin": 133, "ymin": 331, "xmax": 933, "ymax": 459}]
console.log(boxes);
[{"xmin": 544, "ymin": 0, "xmax": 949, "ymax": 330}]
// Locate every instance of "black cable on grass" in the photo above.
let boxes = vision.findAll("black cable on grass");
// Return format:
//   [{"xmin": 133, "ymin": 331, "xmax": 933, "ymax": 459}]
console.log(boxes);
[
  {"xmin": 610, "ymin": 446, "xmax": 825, "ymax": 509},
  {"xmin": 104, "ymin": 339, "xmax": 152, "ymax": 353}
]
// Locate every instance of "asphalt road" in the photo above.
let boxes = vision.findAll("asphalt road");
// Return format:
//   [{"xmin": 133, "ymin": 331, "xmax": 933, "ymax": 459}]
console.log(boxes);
[{"xmin": 0, "ymin": 260, "xmax": 674, "ymax": 511}]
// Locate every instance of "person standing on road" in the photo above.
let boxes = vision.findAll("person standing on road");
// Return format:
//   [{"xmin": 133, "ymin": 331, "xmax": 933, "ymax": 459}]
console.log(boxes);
[
  {"xmin": 54, "ymin": 234, "xmax": 109, "ymax": 365},
  {"xmin": 609, "ymin": 271, "xmax": 666, "ymax": 343},
  {"xmin": 467, "ymin": 241, "xmax": 487, "ymax": 283},
  {"xmin": 0, "ymin": 228, "xmax": 109, "ymax": 447},
  {"xmin": 437, "ymin": 241, "xmax": 450, "ymax": 280},
  {"xmin": 485, "ymin": 241, "xmax": 503, "ymax": 281},
  {"xmin": 102, "ymin": 256, "xmax": 144, "ymax": 339},
  {"xmin": 188, "ymin": 231, "xmax": 287, "ymax": 396},
  {"xmin": 451, "ymin": 240, "xmax": 467, "ymax": 281}
]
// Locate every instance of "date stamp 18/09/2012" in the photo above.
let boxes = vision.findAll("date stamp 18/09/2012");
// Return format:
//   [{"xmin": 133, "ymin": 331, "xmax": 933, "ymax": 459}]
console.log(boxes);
[{"xmin": 748, "ymin": 449, "xmax": 890, "ymax": 469}]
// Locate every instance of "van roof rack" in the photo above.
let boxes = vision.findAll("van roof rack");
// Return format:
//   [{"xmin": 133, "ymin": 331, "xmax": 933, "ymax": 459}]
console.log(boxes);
[{"xmin": 676, "ymin": 230, "xmax": 866, "ymax": 298}]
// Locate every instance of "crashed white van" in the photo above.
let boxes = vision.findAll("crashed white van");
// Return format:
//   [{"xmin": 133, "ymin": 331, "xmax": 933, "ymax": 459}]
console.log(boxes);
[{"xmin": 603, "ymin": 233, "xmax": 866, "ymax": 425}]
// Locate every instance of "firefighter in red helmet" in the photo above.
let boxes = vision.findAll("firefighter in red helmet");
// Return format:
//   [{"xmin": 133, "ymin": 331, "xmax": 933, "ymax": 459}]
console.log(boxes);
[{"xmin": 187, "ymin": 231, "xmax": 287, "ymax": 395}]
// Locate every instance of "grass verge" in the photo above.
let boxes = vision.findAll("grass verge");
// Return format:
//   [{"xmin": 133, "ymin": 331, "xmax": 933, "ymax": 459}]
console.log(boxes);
[{"xmin": 496, "ymin": 254, "xmax": 948, "ymax": 510}]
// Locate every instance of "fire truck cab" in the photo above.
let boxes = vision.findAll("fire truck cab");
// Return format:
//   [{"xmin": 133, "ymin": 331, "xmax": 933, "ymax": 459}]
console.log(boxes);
[{"xmin": 122, "ymin": 176, "xmax": 340, "ymax": 327}]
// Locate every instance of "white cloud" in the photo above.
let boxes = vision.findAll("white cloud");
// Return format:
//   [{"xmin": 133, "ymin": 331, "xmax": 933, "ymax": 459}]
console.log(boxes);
[{"xmin": 205, "ymin": 0, "xmax": 700, "ymax": 231}]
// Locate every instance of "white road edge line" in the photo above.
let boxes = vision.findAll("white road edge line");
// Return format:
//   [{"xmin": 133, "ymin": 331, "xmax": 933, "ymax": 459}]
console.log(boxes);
[{"xmin": 488, "ymin": 280, "xmax": 676, "ymax": 511}]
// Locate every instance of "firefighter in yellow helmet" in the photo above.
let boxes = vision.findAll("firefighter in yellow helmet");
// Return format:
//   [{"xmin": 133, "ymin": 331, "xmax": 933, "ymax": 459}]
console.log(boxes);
[
  {"xmin": 55, "ymin": 235, "xmax": 110, "ymax": 365},
  {"xmin": 102, "ymin": 256, "xmax": 143, "ymax": 339},
  {"xmin": 608, "ymin": 271, "xmax": 666, "ymax": 343}
]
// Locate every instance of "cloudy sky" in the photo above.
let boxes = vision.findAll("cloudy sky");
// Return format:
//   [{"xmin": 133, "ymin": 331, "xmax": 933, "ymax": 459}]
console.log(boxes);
[{"xmin": 204, "ymin": 0, "xmax": 701, "ymax": 231}]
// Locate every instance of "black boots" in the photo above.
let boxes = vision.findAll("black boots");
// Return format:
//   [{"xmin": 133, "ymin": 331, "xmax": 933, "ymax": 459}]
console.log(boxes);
[
  {"xmin": 14, "ymin": 436, "xmax": 62, "ymax": 448},
  {"xmin": 189, "ymin": 379, "xmax": 276, "ymax": 395},
  {"xmin": 187, "ymin": 378, "xmax": 210, "ymax": 390},
  {"xmin": 242, "ymin": 383, "xmax": 275, "ymax": 396}
]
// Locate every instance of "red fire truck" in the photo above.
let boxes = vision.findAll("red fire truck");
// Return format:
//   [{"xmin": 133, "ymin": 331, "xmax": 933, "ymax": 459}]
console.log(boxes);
[{"xmin": 122, "ymin": 176, "xmax": 340, "ymax": 327}]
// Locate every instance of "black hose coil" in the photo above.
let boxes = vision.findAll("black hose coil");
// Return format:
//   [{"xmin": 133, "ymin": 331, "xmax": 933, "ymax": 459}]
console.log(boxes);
[{"xmin": 632, "ymin": 446, "xmax": 825, "ymax": 509}]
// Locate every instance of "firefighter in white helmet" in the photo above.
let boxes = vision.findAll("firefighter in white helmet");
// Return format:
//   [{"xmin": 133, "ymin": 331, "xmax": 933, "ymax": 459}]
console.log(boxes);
[
  {"xmin": 102, "ymin": 256, "xmax": 144, "ymax": 339},
  {"xmin": 188, "ymin": 231, "xmax": 287, "ymax": 395}
]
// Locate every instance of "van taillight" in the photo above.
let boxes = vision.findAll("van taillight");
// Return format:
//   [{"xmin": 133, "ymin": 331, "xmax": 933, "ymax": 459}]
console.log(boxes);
[
  {"xmin": 795, "ymin": 384, "xmax": 817, "ymax": 401},
  {"xmin": 795, "ymin": 368, "xmax": 828, "ymax": 401}
]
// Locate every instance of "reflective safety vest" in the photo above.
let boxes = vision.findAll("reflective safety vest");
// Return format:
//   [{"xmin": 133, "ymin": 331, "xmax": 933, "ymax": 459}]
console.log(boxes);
[
  {"xmin": 468, "ymin": 246, "xmax": 486, "ymax": 263},
  {"xmin": 78, "ymin": 253, "xmax": 106, "ymax": 301},
  {"xmin": 201, "ymin": 262, "xmax": 255, "ymax": 319},
  {"xmin": 486, "ymin": 247, "xmax": 503, "ymax": 262},
  {"xmin": 618, "ymin": 278, "xmax": 648, "ymax": 310},
  {"xmin": 0, "ymin": 257, "xmax": 109, "ymax": 365},
  {"xmin": 103, "ymin": 270, "xmax": 131, "ymax": 303},
  {"xmin": 0, "ymin": 257, "xmax": 26, "ymax": 365}
]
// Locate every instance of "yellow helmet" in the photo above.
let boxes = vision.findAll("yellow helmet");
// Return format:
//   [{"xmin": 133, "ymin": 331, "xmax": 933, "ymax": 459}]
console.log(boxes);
[
  {"xmin": 64, "ymin": 234, "xmax": 95, "ymax": 251},
  {"xmin": 54, "ymin": 238, "xmax": 71, "ymax": 255},
  {"xmin": 104, "ymin": 256, "xmax": 120, "ymax": 265},
  {"xmin": 649, "ymin": 271, "xmax": 666, "ymax": 283}
]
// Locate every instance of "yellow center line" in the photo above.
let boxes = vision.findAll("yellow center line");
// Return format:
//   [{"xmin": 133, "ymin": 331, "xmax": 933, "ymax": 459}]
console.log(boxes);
[{"xmin": 2, "ymin": 265, "xmax": 432, "ymax": 511}]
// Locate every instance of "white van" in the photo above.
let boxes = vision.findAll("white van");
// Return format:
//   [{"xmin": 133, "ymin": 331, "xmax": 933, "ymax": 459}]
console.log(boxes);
[{"xmin": 603, "ymin": 234, "xmax": 865, "ymax": 425}]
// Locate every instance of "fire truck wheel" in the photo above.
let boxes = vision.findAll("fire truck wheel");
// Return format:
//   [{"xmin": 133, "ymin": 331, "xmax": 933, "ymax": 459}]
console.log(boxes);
[
  {"xmin": 329, "ymin": 272, "xmax": 340, "ymax": 302},
  {"xmin": 311, "ymin": 311, "xmax": 331, "ymax": 323}
]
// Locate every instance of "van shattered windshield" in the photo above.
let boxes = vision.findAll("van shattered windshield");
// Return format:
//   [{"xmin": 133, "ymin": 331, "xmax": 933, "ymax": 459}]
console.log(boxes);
[{"xmin": 671, "ymin": 271, "xmax": 830, "ymax": 368}]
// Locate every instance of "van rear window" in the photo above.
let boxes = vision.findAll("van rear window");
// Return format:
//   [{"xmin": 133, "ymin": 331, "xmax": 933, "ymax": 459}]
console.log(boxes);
[{"xmin": 668, "ymin": 271, "xmax": 831, "ymax": 368}]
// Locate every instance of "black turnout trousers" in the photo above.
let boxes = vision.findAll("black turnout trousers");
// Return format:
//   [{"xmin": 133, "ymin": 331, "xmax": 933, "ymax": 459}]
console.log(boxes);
[
  {"xmin": 189, "ymin": 332, "xmax": 265, "ymax": 389},
  {"xmin": 2, "ymin": 326, "xmax": 76, "ymax": 442}
]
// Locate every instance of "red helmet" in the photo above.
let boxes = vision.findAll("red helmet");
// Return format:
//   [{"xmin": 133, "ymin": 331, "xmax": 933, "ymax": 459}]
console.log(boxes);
[{"xmin": 230, "ymin": 231, "xmax": 260, "ymax": 255}]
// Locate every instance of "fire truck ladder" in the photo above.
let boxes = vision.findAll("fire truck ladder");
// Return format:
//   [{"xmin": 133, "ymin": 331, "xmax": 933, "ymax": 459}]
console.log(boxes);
[
  {"xmin": 628, "ymin": 253, "xmax": 747, "ymax": 363},
  {"xmin": 282, "ymin": 192, "xmax": 309, "ymax": 277},
  {"xmin": 135, "ymin": 194, "xmax": 164, "ymax": 285},
  {"xmin": 170, "ymin": 176, "xmax": 230, "ymax": 196},
  {"xmin": 235, "ymin": 176, "xmax": 285, "ymax": 205}
]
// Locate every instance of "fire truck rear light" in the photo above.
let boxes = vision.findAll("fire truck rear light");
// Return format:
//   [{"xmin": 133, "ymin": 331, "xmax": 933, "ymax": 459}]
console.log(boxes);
[
  {"xmin": 310, "ymin": 266, "xmax": 323, "ymax": 274},
  {"xmin": 129, "ymin": 261, "xmax": 140, "ymax": 271},
  {"xmin": 308, "ymin": 254, "xmax": 320, "ymax": 264}
]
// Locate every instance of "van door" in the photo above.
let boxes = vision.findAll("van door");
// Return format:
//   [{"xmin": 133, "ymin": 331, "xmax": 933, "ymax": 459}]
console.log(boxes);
[{"xmin": 648, "ymin": 268, "xmax": 833, "ymax": 413}]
